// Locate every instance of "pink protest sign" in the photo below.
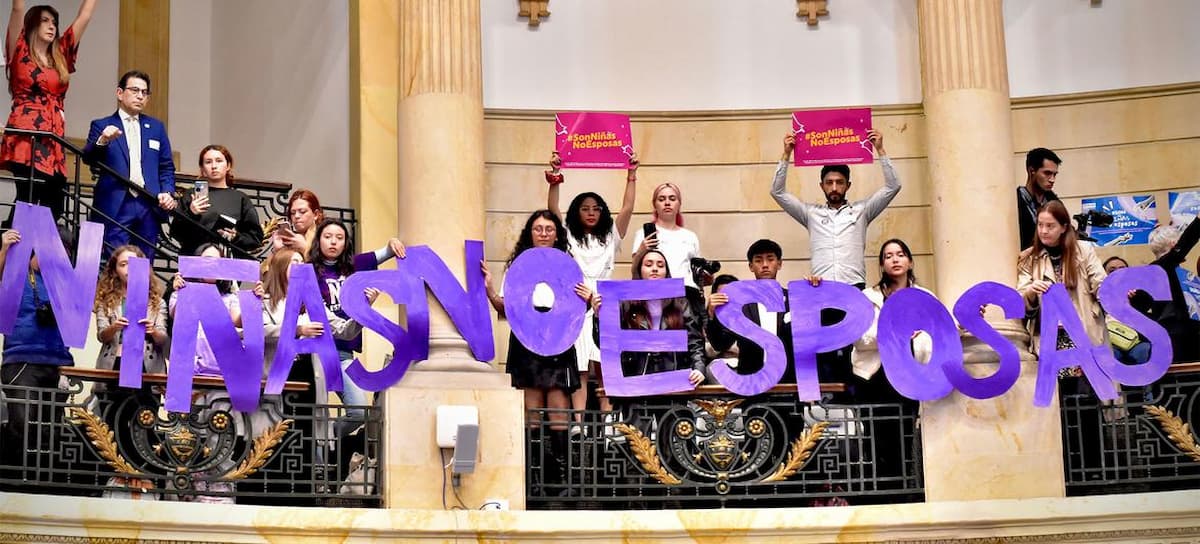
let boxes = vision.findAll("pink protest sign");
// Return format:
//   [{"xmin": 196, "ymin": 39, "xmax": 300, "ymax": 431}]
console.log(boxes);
[
  {"xmin": 554, "ymin": 112, "xmax": 634, "ymax": 169},
  {"xmin": 792, "ymin": 108, "xmax": 874, "ymax": 166}
]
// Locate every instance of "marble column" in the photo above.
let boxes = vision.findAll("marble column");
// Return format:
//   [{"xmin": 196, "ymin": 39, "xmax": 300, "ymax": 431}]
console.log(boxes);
[
  {"xmin": 349, "ymin": 0, "xmax": 524, "ymax": 509},
  {"xmin": 917, "ymin": 0, "xmax": 1064, "ymax": 501}
]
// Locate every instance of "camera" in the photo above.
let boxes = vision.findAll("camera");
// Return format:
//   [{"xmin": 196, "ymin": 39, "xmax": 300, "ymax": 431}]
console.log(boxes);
[
  {"xmin": 35, "ymin": 302, "xmax": 56, "ymax": 328},
  {"xmin": 690, "ymin": 257, "xmax": 721, "ymax": 285},
  {"xmin": 1073, "ymin": 210, "xmax": 1114, "ymax": 243}
]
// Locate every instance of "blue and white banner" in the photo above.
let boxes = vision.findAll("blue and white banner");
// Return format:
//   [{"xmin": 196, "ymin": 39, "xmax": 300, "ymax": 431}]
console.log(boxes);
[
  {"xmin": 1081, "ymin": 195, "xmax": 1157, "ymax": 246},
  {"xmin": 1168, "ymin": 190, "xmax": 1200, "ymax": 226},
  {"xmin": 1175, "ymin": 267, "xmax": 1200, "ymax": 321}
]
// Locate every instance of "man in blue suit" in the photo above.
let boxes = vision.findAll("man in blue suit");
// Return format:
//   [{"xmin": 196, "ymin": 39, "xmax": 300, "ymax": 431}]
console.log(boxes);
[{"xmin": 83, "ymin": 70, "xmax": 176, "ymax": 261}]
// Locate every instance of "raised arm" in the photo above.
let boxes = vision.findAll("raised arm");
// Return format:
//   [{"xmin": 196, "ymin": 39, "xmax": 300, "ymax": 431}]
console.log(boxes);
[
  {"xmin": 861, "ymin": 129, "xmax": 902, "ymax": 223},
  {"xmin": 614, "ymin": 153, "xmax": 638, "ymax": 238},
  {"xmin": 770, "ymin": 133, "xmax": 812, "ymax": 227},
  {"xmin": 69, "ymin": 0, "xmax": 97, "ymax": 42},
  {"xmin": 7, "ymin": 0, "xmax": 24, "ymax": 63},
  {"xmin": 545, "ymin": 151, "xmax": 564, "ymax": 218}
]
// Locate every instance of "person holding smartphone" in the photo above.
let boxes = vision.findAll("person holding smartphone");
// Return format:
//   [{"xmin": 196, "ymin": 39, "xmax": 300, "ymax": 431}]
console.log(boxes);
[
  {"xmin": 173, "ymin": 145, "xmax": 263, "ymax": 258},
  {"xmin": 628, "ymin": 182, "xmax": 707, "ymax": 326}
]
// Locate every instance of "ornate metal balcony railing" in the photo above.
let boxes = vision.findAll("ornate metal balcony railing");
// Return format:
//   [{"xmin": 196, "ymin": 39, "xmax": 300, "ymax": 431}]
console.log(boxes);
[
  {"xmin": 0, "ymin": 368, "xmax": 381, "ymax": 506},
  {"xmin": 1062, "ymin": 363, "xmax": 1200, "ymax": 495},
  {"xmin": 526, "ymin": 385, "xmax": 923, "ymax": 510}
]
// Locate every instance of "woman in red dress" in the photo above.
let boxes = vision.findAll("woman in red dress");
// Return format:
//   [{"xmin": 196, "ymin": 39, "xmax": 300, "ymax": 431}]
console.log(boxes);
[{"xmin": 2, "ymin": 0, "xmax": 95, "ymax": 224}]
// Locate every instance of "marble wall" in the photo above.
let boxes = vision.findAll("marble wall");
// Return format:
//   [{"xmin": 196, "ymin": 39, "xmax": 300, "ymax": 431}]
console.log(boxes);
[{"xmin": 484, "ymin": 83, "xmax": 1200, "ymax": 367}]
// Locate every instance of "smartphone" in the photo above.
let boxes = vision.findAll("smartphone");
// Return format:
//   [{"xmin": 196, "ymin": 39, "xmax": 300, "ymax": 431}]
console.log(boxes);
[
  {"xmin": 277, "ymin": 219, "xmax": 294, "ymax": 235},
  {"xmin": 642, "ymin": 222, "xmax": 657, "ymax": 239},
  {"xmin": 193, "ymin": 180, "xmax": 209, "ymax": 201}
]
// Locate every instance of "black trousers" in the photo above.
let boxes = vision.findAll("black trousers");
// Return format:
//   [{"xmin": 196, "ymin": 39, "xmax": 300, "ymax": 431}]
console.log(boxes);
[
  {"xmin": 1, "ymin": 363, "xmax": 65, "ymax": 486},
  {"xmin": 4, "ymin": 163, "xmax": 66, "ymax": 227}
]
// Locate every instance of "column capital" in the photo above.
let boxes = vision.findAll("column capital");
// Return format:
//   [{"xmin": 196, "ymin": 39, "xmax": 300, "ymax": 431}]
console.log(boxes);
[
  {"xmin": 399, "ymin": 0, "xmax": 482, "ymax": 100},
  {"xmin": 918, "ymin": 0, "xmax": 1009, "ymax": 98}
]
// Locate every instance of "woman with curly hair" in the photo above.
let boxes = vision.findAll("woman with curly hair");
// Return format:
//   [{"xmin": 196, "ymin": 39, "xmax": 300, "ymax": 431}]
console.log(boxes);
[
  {"xmin": 545, "ymin": 151, "xmax": 637, "ymax": 418},
  {"xmin": 94, "ymin": 244, "xmax": 168, "ymax": 377}
]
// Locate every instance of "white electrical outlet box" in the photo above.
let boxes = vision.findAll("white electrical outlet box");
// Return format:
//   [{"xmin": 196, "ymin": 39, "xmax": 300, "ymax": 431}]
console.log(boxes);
[{"xmin": 436, "ymin": 405, "xmax": 479, "ymax": 448}]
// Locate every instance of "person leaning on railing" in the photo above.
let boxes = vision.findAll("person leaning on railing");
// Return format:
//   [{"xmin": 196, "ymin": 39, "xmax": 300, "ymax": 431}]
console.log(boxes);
[
  {"xmin": 0, "ymin": 225, "xmax": 75, "ymax": 484},
  {"xmin": 173, "ymin": 145, "xmax": 263, "ymax": 258},
  {"xmin": 0, "ymin": 0, "xmax": 96, "ymax": 226},
  {"xmin": 1133, "ymin": 218, "xmax": 1200, "ymax": 363},
  {"xmin": 92, "ymin": 244, "xmax": 166, "ymax": 492},
  {"xmin": 1018, "ymin": 200, "xmax": 1116, "ymax": 473}
]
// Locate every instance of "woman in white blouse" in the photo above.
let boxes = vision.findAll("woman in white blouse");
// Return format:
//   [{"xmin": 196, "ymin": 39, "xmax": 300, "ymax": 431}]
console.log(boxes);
[
  {"xmin": 629, "ymin": 182, "xmax": 707, "ymax": 331},
  {"xmin": 546, "ymin": 151, "xmax": 637, "ymax": 417}
]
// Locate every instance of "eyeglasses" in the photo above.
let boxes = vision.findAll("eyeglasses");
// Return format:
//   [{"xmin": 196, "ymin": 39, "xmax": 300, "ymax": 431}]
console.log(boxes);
[
  {"xmin": 123, "ymin": 87, "xmax": 151, "ymax": 97},
  {"xmin": 532, "ymin": 226, "xmax": 556, "ymax": 235}
]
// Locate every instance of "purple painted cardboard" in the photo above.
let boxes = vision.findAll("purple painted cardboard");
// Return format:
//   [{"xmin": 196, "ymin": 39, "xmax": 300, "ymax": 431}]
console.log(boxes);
[
  {"xmin": 596, "ymin": 279, "xmax": 695, "ymax": 397},
  {"xmin": 877, "ymin": 288, "xmax": 959, "ymax": 401},
  {"xmin": 791, "ymin": 108, "xmax": 874, "ymax": 166},
  {"xmin": 167, "ymin": 284, "xmax": 265, "ymax": 412},
  {"xmin": 118, "ymin": 256, "xmax": 151, "ymax": 389},
  {"xmin": 554, "ymin": 112, "xmax": 634, "ymax": 169},
  {"xmin": 264, "ymin": 264, "xmax": 345, "ymax": 395},
  {"xmin": 503, "ymin": 248, "xmax": 586, "ymax": 357},
  {"xmin": 164, "ymin": 256, "xmax": 264, "ymax": 413},
  {"xmin": 787, "ymin": 280, "xmax": 873, "ymax": 401},
  {"xmin": 0, "ymin": 203, "xmax": 103, "ymax": 347},
  {"xmin": 710, "ymin": 280, "xmax": 788, "ymax": 396},
  {"xmin": 394, "ymin": 241, "xmax": 493, "ymax": 362},
  {"xmin": 1096, "ymin": 266, "xmax": 1173, "ymax": 386},
  {"xmin": 946, "ymin": 282, "xmax": 1025, "ymax": 399},
  {"xmin": 342, "ymin": 269, "xmax": 431, "ymax": 392},
  {"xmin": 1033, "ymin": 284, "xmax": 1118, "ymax": 406}
]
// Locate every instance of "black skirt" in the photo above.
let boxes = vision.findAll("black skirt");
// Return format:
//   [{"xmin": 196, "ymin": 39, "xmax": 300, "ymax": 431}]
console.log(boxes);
[{"xmin": 505, "ymin": 333, "xmax": 580, "ymax": 392}]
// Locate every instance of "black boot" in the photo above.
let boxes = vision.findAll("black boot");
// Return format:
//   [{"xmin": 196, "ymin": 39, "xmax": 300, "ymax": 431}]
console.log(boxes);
[{"xmin": 548, "ymin": 429, "xmax": 571, "ymax": 501}]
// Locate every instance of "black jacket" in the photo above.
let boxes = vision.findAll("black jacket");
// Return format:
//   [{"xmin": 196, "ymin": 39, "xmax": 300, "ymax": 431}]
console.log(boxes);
[
  {"xmin": 706, "ymin": 287, "xmax": 796, "ymax": 383},
  {"xmin": 594, "ymin": 296, "xmax": 706, "ymax": 378}
]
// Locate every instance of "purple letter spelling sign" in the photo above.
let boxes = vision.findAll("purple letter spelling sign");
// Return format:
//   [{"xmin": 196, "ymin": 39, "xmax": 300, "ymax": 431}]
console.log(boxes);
[
  {"xmin": 342, "ymin": 269, "xmax": 431, "ymax": 392},
  {"xmin": 877, "ymin": 288, "xmax": 960, "ymax": 401},
  {"xmin": 166, "ymin": 256, "xmax": 263, "ymax": 413},
  {"xmin": 1095, "ymin": 266, "xmax": 1173, "ymax": 386},
  {"xmin": 710, "ymin": 280, "xmax": 788, "ymax": 396},
  {"xmin": 787, "ymin": 280, "xmax": 873, "ymax": 401},
  {"xmin": 503, "ymin": 248, "xmax": 586, "ymax": 357},
  {"xmin": 0, "ymin": 203, "xmax": 103, "ymax": 347},
  {"xmin": 1033, "ymin": 283, "xmax": 1118, "ymax": 407},
  {"xmin": 118, "ymin": 256, "xmax": 151, "ymax": 389},
  {"xmin": 264, "ymin": 264, "xmax": 345, "ymax": 395},
  {"xmin": 393, "ymin": 241, "xmax": 493, "ymax": 361},
  {"xmin": 947, "ymin": 282, "xmax": 1025, "ymax": 400},
  {"xmin": 596, "ymin": 279, "xmax": 696, "ymax": 397}
]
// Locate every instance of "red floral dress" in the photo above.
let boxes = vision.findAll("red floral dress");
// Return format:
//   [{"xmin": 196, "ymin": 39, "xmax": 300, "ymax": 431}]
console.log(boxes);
[{"xmin": 0, "ymin": 25, "xmax": 78, "ymax": 177}]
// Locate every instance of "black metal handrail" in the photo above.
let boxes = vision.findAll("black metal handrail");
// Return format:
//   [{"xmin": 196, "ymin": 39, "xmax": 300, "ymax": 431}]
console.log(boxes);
[
  {"xmin": 0, "ymin": 128, "xmax": 358, "ymax": 277},
  {"xmin": 0, "ymin": 127, "xmax": 254, "ymax": 259}
]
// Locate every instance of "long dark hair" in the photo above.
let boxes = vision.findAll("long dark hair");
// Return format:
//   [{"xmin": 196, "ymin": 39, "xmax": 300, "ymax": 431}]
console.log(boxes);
[
  {"xmin": 564, "ymin": 192, "xmax": 615, "ymax": 248},
  {"xmin": 307, "ymin": 218, "xmax": 355, "ymax": 277},
  {"xmin": 875, "ymin": 238, "xmax": 917, "ymax": 296},
  {"xmin": 21, "ymin": 6, "xmax": 69, "ymax": 84},
  {"xmin": 623, "ymin": 249, "xmax": 685, "ymax": 330},
  {"xmin": 505, "ymin": 210, "xmax": 569, "ymax": 269},
  {"xmin": 1022, "ymin": 200, "xmax": 1080, "ymax": 289},
  {"xmin": 192, "ymin": 243, "xmax": 234, "ymax": 295}
]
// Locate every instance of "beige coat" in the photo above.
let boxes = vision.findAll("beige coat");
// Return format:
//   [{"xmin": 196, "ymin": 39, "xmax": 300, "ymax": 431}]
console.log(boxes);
[{"xmin": 1017, "ymin": 241, "xmax": 1108, "ymax": 355}]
